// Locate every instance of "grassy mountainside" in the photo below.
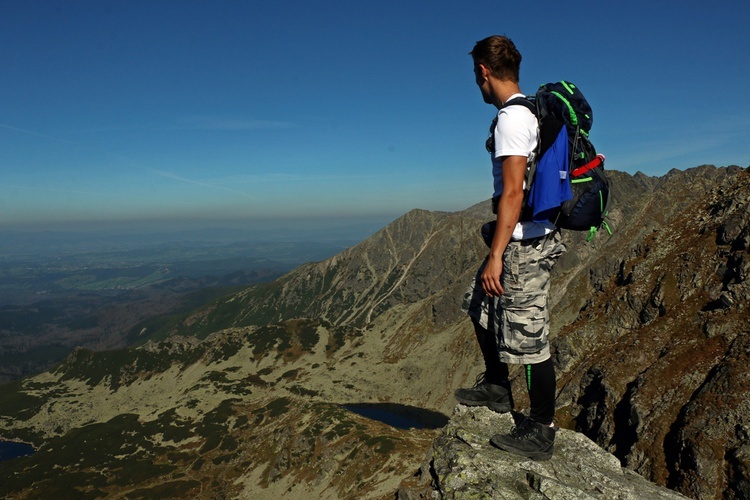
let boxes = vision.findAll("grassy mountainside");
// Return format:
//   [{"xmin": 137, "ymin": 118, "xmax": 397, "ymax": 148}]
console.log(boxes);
[{"xmin": 0, "ymin": 319, "xmax": 441, "ymax": 498}]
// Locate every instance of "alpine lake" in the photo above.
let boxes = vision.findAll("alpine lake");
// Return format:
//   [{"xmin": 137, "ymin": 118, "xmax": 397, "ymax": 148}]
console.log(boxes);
[{"xmin": 0, "ymin": 440, "xmax": 35, "ymax": 461}]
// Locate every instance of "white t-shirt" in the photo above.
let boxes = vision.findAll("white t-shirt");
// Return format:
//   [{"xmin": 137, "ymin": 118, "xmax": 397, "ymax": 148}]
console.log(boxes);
[{"xmin": 491, "ymin": 93, "xmax": 555, "ymax": 240}]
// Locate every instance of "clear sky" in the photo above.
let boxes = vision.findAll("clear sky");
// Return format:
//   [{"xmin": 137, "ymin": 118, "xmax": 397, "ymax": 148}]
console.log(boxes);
[{"xmin": 2, "ymin": 0, "xmax": 749, "ymax": 232}]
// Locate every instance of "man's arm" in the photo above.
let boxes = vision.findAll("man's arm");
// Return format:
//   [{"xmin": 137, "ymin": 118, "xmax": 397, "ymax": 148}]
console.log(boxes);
[{"xmin": 481, "ymin": 155, "xmax": 526, "ymax": 296}]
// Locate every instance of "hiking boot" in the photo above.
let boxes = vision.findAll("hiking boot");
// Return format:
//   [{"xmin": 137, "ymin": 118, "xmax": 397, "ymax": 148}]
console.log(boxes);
[
  {"xmin": 454, "ymin": 374, "xmax": 512, "ymax": 413},
  {"xmin": 490, "ymin": 417, "xmax": 556, "ymax": 461}
]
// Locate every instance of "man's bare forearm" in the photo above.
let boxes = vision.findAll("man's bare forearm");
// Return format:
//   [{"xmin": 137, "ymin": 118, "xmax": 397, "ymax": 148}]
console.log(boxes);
[{"xmin": 491, "ymin": 188, "xmax": 523, "ymax": 257}]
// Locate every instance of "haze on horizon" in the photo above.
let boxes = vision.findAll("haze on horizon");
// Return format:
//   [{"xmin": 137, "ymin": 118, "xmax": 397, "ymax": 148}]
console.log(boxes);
[{"xmin": 2, "ymin": 1, "xmax": 749, "ymax": 232}]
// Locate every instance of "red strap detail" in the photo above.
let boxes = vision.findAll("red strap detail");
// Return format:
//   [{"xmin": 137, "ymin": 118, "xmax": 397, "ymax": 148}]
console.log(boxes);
[{"xmin": 571, "ymin": 154, "xmax": 605, "ymax": 177}]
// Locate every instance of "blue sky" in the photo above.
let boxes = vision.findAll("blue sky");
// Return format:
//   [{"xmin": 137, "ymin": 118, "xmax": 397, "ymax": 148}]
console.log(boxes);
[{"xmin": 2, "ymin": 0, "xmax": 748, "ymax": 231}]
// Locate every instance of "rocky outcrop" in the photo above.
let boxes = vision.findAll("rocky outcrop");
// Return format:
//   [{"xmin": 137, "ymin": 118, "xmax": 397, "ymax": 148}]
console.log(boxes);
[
  {"xmin": 551, "ymin": 166, "xmax": 750, "ymax": 498},
  {"xmin": 398, "ymin": 405, "xmax": 685, "ymax": 499}
]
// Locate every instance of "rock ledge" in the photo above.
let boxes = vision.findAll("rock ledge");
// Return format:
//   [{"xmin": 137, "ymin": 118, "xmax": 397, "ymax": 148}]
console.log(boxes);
[{"xmin": 398, "ymin": 406, "xmax": 686, "ymax": 499}]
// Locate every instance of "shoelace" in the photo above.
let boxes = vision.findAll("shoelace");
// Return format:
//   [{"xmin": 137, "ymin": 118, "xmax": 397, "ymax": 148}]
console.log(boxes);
[
  {"xmin": 472, "ymin": 372, "xmax": 488, "ymax": 388},
  {"xmin": 509, "ymin": 419, "xmax": 537, "ymax": 439}
]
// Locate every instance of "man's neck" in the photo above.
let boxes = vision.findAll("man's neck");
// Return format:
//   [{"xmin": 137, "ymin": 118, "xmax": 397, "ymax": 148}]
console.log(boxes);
[{"xmin": 491, "ymin": 80, "xmax": 522, "ymax": 108}]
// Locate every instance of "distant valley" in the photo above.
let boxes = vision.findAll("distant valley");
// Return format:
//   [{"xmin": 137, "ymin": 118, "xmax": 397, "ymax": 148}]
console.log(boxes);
[{"xmin": 0, "ymin": 228, "xmax": 379, "ymax": 384}]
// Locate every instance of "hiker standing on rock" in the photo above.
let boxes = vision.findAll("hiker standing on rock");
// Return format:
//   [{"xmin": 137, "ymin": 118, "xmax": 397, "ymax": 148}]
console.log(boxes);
[{"xmin": 456, "ymin": 35, "xmax": 566, "ymax": 461}]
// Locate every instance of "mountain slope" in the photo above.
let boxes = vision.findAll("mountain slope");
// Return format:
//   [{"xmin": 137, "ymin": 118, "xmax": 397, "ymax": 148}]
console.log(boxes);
[
  {"xmin": 159, "ymin": 208, "xmax": 485, "ymax": 334},
  {"xmin": 552, "ymin": 165, "xmax": 750, "ymax": 498},
  {"xmin": 0, "ymin": 322, "xmax": 441, "ymax": 498}
]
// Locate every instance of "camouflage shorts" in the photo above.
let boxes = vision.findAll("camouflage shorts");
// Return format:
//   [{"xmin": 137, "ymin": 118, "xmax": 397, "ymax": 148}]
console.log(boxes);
[{"xmin": 462, "ymin": 230, "xmax": 566, "ymax": 364}]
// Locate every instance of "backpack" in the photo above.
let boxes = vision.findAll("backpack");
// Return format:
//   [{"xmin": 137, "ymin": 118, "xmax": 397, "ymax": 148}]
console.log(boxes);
[{"xmin": 505, "ymin": 81, "xmax": 612, "ymax": 241}]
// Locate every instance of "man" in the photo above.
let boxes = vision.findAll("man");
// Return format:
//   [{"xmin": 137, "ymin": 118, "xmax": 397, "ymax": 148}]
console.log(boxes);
[{"xmin": 456, "ymin": 35, "xmax": 566, "ymax": 461}]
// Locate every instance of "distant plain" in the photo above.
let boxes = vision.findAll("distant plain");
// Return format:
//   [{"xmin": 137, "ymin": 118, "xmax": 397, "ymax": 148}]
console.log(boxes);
[{"xmin": 0, "ymin": 221, "xmax": 387, "ymax": 384}]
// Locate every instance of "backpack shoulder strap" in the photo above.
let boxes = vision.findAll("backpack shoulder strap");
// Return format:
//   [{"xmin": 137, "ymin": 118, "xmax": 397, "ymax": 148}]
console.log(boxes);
[
  {"xmin": 500, "ymin": 95, "xmax": 537, "ymax": 116},
  {"xmin": 500, "ymin": 95, "xmax": 563, "ymax": 157},
  {"xmin": 498, "ymin": 96, "xmax": 542, "ymax": 220}
]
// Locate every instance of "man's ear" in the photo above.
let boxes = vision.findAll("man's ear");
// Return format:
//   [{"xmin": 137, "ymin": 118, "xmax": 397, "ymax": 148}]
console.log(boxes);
[{"xmin": 478, "ymin": 64, "xmax": 491, "ymax": 81}]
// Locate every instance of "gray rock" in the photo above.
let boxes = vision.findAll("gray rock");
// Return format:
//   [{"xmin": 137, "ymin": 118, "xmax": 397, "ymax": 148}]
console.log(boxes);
[{"xmin": 399, "ymin": 406, "xmax": 686, "ymax": 499}]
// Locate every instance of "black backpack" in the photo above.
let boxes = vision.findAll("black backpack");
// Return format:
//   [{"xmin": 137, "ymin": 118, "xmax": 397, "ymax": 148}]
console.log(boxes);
[{"xmin": 506, "ymin": 81, "xmax": 612, "ymax": 240}]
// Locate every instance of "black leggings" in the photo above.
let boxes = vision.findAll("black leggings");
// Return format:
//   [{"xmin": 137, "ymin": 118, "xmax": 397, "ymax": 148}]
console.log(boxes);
[
  {"xmin": 473, "ymin": 320, "xmax": 556, "ymax": 425},
  {"xmin": 525, "ymin": 357, "xmax": 556, "ymax": 425}
]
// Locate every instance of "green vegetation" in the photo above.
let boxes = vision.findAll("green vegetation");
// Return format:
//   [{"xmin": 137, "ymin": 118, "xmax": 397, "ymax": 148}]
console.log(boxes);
[
  {"xmin": 279, "ymin": 369, "xmax": 299, "ymax": 380},
  {"xmin": 241, "ymin": 373, "xmax": 267, "ymax": 388},
  {"xmin": 296, "ymin": 320, "xmax": 320, "ymax": 351},
  {"xmin": 302, "ymin": 402, "xmax": 368, "ymax": 443},
  {"xmin": 212, "ymin": 452, "xmax": 239, "ymax": 465},
  {"xmin": 57, "ymin": 348, "xmax": 172, "ymax": 389},
  {"xmin": 365, "ymin": 435, "xmax": 398, "ymax": 454},
  {"xmin": 204, "ymin": 335, "xmax": 246, "ymax": 363},
  {"xmin": 0, "ymin": 303, "xmax": 69, "ymax": 333},
  {"xmin": 126, "ymin": 480, "xmax": 202, "ymax": 498},
  {"xmin": 190, "ymin": 370, "xmax": 254, "ymax": 397},
  {"xmin": 324, "ymin": 421, "xmax": 358, "ymax": 441},
  {"xmin": 0, "ymin": 413, "xmax": 180, "ymax": 497},
  {"xmin": 144, "ymin": 408, "xmax": 195, "ymax": 444},
  {"xmin": 220, "ymin": 435, "xmax": 239, "ymax": 452},
  {"xmin": 196, "ymin": 399, "xmax": 240, "ymax": 454},
  {"xmin": 234, "ymin": 415, "xmax": 249, "ymax": 429},
  {"xmin": 265, "ymin": 397, "xmax": 291, "ymax": 418},
  {"xmin": 159, "ymin": 282, "xmax": 289, "ymax": 340},
  {"xmin": 0, "ymin": 380, "xmax": 48, "ymax": 421},
  {"xmin": 289, "ymin": 385, "xmax": 318, "ymax": 397},
  {"xmin": 64, "ymin": 314, "xmax": 99, "ymax": 329},
  {"xmin": 252, "ymin": 397, "xmax": 292, "ymax": 426},
  {"xmin": 326, "ymin": 324, "xmax": 362, "ymax": 355},
  {"xmin": 55, "ymin": 268, "xmax": 172, "ymax": 291},
  {"xmin": 54, "ymin": 335, "xmax": 219, "ymax": 389},
  {"xmin": 201, "ymin": 370, "xmax": 230, "ymax": 384},
  {"xmin": 249, "ymin": 324, "xmax": 292, "ymax": 357},
  {"xmin": 124, "ymin": 284, "xmax": 250, "ymax": 344}
]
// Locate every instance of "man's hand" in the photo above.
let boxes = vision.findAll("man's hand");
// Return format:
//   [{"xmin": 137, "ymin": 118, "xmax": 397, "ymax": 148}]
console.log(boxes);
[{"xmin": 481, "ymin": 253, "xmax": 504, "ymax": 296}]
